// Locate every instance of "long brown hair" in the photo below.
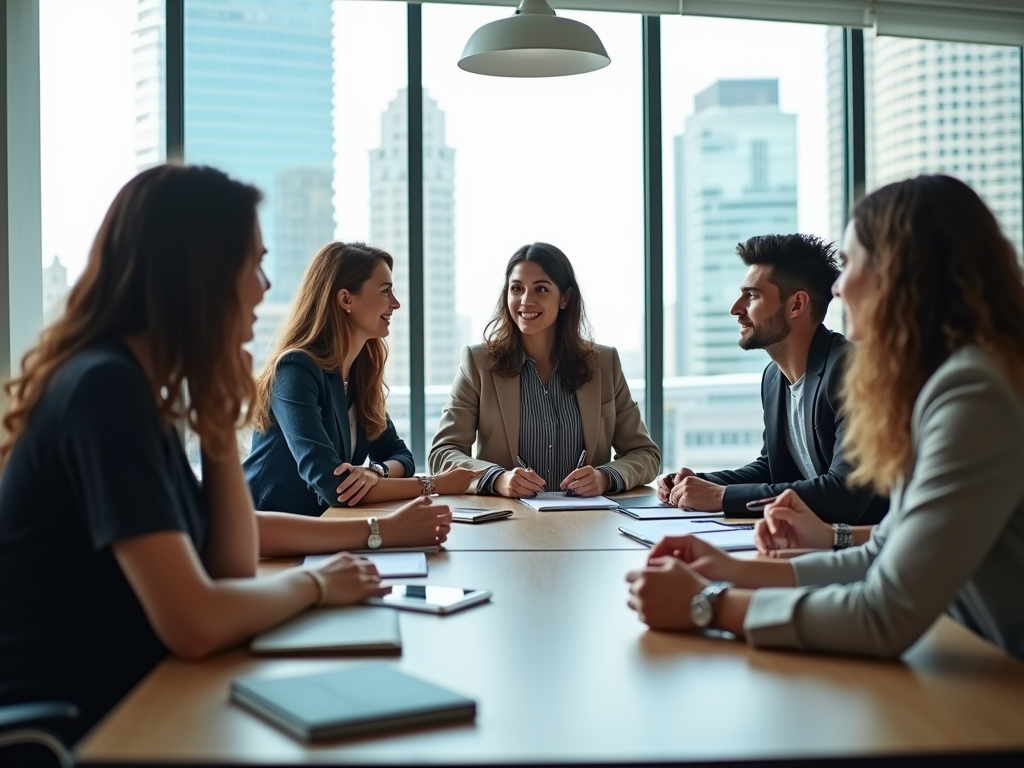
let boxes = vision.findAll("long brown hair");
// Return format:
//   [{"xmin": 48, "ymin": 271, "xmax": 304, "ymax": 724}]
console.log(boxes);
[
  {"xmin": 1, "ymin": 164, "xmax": 261, "ymax": 464},
  {"xmin": 484, "ymin": 242, "xmax": 595, "ymax": 390},
  {"xmin": 842, "ymin": 175, "xmax": 1024, "ymax": 493},
  {"xmin": 252, "ymin": 242, "xmax": 393, "ymax": 440}
]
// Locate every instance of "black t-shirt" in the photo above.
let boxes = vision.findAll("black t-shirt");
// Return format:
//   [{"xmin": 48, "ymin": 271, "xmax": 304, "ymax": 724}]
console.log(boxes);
[{"xmin": 0, "ymin": 340, "xmax": 208, "ymax": 745}]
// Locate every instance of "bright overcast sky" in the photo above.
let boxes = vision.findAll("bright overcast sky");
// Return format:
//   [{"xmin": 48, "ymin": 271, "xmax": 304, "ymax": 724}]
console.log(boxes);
[{"xmin": 40, "ymin": 0, "xmax": 830, "ymax": 356}]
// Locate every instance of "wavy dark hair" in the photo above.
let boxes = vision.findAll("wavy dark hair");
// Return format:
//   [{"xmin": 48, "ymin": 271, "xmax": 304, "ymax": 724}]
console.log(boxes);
[
  {"xmin": 842, "ymin": 174, "xmax": 1024, "ymax": 493},
  {"xmin": 484, "ymin": 242, "xmax": 596, "ymax": 390},
  {"xmin": 252, "ymin": 242, "xmax": 393, "ymax": 441},
  {"xmin": 1, "ymin": 164, "xmax": 261, "ymax": 464}
]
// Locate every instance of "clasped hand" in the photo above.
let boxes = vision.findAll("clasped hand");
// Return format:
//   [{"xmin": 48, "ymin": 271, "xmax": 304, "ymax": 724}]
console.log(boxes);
[
  {"xmin": 753, "ymin": 489, "xmax": 833, "ymax": 554},
  {"xmin": 626, "ymin": 535, "xmax": 739, "ymax": 630},
  {"xmin": 656, "ymin": 468, "xmax": 725, "ymax": 511}
]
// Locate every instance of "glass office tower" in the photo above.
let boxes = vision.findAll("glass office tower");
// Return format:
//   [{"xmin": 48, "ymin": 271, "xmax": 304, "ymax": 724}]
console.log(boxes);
[
  {"xmin": 369, "ymin": 88, "xmax": 458, "ymax": 389},
  {"xmin": 673, "ymin": 79, "xmax": 798, "ymax": 376}
]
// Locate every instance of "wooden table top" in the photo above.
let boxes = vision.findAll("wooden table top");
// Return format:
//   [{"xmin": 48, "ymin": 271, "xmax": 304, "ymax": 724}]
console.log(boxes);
[{"xmin": 77, "ymin": 548, "xmax": 1024, "ymax": 765}]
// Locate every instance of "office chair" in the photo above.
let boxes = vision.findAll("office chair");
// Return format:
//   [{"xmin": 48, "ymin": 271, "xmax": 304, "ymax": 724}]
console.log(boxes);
[{"xmin": 0, "ymin": 701, "xmax": 77, "ymax": 767}]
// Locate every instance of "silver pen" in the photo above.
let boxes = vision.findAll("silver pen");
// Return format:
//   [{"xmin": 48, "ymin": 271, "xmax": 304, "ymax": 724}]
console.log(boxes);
[{"xmin": 564, "ymin": 450, "xmax": 587, "ymax": 496}]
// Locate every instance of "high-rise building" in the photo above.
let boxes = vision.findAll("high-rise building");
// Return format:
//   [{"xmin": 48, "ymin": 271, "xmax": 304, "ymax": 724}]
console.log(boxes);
[
  {"xmin": 42, "ymin": 255, "xmax": 69, "ymax": 326},
  {"xmin": 132, "ymin": 0, "xmax": 336, "ymax": 368},
  {"xmin": 827, "ymin": 30, "xmax": 1023, "ymax": 254},
  {"xmin": 674, "ymin": 79, "xmax": 798, "ymax": 376},
  {"xmin": 369, "ymin": 88, "xmax": 457, "ymax": 388}
]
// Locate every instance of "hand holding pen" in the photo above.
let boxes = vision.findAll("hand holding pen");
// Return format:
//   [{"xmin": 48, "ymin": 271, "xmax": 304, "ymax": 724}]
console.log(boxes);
[
  {"xmin": 494, "ymin": 456, "xmax": 545, "ymax": 499},
  {"xmin": 559, "ymin": 451, "xmax": 608, "ymax": 497}
]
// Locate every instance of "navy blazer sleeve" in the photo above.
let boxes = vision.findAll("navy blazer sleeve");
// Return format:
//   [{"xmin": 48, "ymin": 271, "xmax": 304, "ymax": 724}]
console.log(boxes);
[
  {"xmin": 366, "ymin": 417, "xmax": 415, "ymax": 478},
  {"xmin": 698, "ymin": 349, "xmax": 882, "ymax": 523},
  {"xmin": 269, "ymin": 355, "xmax": 346, "ymax": 507}
]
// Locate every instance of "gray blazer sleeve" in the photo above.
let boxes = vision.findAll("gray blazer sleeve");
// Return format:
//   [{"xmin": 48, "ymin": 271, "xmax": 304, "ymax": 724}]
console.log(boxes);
[{"xmin": 744, "ymin": 353, "xmax": 1024, "ymax": 657}]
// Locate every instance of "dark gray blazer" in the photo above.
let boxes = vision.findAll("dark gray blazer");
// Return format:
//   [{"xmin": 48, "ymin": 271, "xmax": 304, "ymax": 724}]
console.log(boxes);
[{"xmin": 699, "ymin": 324, "xmax": 887, "ymax": 524}]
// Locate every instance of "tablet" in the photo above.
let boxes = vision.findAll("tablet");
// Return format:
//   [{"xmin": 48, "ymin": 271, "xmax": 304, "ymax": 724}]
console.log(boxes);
[
  {"xmin": 452, "ymin": 507, "xmax": 513, "ymax": 523},
  {"xmin": 366, "ymin": 585, "xmax": 492, "ymax": 614}
]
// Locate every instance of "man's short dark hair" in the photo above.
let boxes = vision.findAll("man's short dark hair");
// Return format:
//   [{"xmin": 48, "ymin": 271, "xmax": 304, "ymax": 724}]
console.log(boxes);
[{"xmin": 736, "ymin": 234, "xmax": 840, "ymax": 323}]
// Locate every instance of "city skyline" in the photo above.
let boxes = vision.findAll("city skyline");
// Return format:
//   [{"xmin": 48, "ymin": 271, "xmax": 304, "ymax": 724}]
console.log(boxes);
[{"xmin": 673, "ymin": 78, "xmax": 797, "ymax": 377}]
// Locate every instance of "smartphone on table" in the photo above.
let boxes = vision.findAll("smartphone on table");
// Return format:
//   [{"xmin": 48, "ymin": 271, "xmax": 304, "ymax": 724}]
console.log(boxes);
[{"xmin": 366, "ymin": 585, "xmax": 492, "ymax": 614}]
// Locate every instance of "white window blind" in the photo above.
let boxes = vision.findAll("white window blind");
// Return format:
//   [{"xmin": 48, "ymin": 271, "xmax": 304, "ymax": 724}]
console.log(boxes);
[{"xmin": 402, "ymin": 1, "xmax": 1024, "ymax": 47}]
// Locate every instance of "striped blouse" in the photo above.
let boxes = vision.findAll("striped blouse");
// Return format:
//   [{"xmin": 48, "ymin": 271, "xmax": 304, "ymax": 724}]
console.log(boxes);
[{"xmin": 478, "ymin": 354, "xmax": 624, "ymax": 494}]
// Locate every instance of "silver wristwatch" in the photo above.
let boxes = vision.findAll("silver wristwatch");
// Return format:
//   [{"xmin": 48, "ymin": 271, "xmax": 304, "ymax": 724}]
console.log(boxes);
[
  {"xmin": 689, "ymin": 581, "xmax": 733, "ymax": 628},
  {"xmin": 418, "ymin": 475, "xmax": 436, "ymax": 496},
  {"xmin": 368, "ymin": 460, "xmax": 389, "ymax": 478},
  {"xmin": 833, "ymin": 523, "xmax": 854, "ymax": 549},
  {"xmin": 366, "ymin": 516, "xmax": 382, "ymax": 549}
]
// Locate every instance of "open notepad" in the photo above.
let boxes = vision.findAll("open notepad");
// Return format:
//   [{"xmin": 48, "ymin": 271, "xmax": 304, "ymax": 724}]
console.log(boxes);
[
  {"xmin": 618, "ymin": 520, "xmax": 757, "ymax": 551},
  {"xmin": 518, "ymin": 492, "xmax": 619, "ymax": 512}
]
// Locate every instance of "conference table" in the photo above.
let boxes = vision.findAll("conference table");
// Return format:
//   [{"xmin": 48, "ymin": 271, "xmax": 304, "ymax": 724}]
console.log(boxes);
[{"xmin": 77, "ymin": 491, "xmax": 1024, "ymax": 766}]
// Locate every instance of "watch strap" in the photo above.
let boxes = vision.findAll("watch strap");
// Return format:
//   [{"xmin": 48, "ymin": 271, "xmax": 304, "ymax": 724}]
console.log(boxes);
[{"xmin": 833, "ymin": 523, "xmax": 854, "ymax": 549}]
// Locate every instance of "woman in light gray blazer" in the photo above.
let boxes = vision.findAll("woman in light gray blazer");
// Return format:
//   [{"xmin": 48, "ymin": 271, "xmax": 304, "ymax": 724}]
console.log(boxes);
[
  {"xmin": 429, "ymin": 243, "xmax": 660, "ymax": 498},
  {"xmin": 628, "ymin": 175, "xmax": 1024, "ymax": 659}
]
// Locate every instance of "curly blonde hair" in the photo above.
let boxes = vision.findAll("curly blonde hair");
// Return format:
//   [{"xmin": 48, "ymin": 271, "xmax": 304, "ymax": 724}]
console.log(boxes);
[{"xmin": 842, "ymin": 175, "xmax": 1024, "ymax": 494}]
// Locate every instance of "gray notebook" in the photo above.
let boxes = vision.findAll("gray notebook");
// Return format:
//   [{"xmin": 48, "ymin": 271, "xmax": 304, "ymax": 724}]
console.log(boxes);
[
  {"xmin": 231, "ymin": 663, "xmax": 476, "ymax": 742},
  {"xmin": 250, "ymin": 606, "xmax": 401, "ymax": 655}
]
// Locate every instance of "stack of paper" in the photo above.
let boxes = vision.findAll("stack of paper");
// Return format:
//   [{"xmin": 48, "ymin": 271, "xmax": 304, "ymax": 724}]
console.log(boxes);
[{"xmin": 518, "ymin": 492, "xmax": 619, "ymax": 512}]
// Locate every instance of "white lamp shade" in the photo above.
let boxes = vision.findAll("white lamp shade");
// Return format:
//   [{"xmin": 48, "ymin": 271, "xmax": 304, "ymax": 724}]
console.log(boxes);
[{"xmin": 459, "ymin": 14, "xmax": 610, "ymax": 77}]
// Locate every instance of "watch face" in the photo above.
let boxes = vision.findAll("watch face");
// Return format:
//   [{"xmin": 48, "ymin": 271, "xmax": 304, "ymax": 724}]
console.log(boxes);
[
  {"xmin": 367, "ymin": 533, "xmax": 383, "ymax": 549},
  {"xmin": 690, "ymin": 594, "xmax": 713, "ymax": 628}
]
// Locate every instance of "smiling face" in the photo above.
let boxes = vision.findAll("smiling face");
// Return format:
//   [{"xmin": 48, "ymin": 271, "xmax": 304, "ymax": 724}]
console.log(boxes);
[
  {"xmin": 834, "ymin": 220, "xmax": 876, "ymax": 342},
  {"xmin": 730, "ymin": 264, "xmax": 791, "ymax": 351},
  {"xmin": 339, "ymin": 258, "xmax": 400, "ymax": 342},
  {"xmin": 506, "ymin": 259, "xmax": 568, "ymax": 341},
  {"xmin": 237, "ymin": 218, "xmax": 270, "ymax": 346}
]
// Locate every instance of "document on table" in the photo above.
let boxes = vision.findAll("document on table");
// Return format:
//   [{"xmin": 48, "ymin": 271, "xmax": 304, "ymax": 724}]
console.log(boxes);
[
  {"xmin": 618, "ymin": 520, "xmax": 756, "ymax": 551},
  {"xmin": 303, "ymin": 551, "xmax": 428, "ymax": 578},
  {"xmin": 518, "ymin": 492, "xmax": 619, "ymax": 512}
]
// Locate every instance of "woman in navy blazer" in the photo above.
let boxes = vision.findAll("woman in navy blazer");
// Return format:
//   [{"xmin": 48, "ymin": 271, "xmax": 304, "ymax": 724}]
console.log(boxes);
[{"xmin": 245, "ymin": 242, "xmax": 474, "ymax": 526}]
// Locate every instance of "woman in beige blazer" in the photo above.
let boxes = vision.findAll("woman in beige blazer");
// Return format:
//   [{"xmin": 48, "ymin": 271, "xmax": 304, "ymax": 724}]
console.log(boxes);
[{"xmin": 429, "ymin": 242, "xmax": 660, "ymax": 498}]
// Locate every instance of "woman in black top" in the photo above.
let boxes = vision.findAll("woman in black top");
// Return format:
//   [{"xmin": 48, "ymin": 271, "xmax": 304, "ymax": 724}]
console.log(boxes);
[{"xmin": 0, "ymin": 165, "xmax": 448, "ymax": 745}]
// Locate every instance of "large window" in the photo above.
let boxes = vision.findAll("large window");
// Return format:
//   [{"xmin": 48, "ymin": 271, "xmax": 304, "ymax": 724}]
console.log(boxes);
[
  {"xmin": 421, "ymin": 4, "xmax": 645, "ymax": 442},
  {"xmin": 865, "ymin": 36, "xmax": 1023, "ymax": 255},
  {"xmin": 660, "ymin": 17, "xmax": 835, "ymax": 472},
  {"xmin": 40, "ymin": 0, "xmax": 161, "ymax": 324},
  {"xmin": 182, "ymin": 0, "xmax": 410, "ymax": 445}
]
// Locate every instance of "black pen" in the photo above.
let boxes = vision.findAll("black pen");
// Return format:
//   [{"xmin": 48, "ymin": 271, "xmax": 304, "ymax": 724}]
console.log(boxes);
[
  {"xmin": 564, "ymin": 450, "xmax": 587, "ymax": 496},
  {"xmin": 745, "ymin": 496, "xmax": 778, "ymax": 513}
]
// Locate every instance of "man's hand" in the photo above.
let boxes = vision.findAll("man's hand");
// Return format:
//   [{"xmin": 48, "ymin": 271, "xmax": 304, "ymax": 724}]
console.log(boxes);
[
  {"xmin": 656, "ymin": 467, "xmax": 694, "ymax": 502},
  {"xmin": 668, "ymin": 475, "xmax": 725, "ymax": 512}
]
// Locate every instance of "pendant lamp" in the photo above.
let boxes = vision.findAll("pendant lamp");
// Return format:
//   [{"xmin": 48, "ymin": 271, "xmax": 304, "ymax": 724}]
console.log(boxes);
[{"xmin": 458, "ymin": 0, "xmax": 610, "ymax": 78}]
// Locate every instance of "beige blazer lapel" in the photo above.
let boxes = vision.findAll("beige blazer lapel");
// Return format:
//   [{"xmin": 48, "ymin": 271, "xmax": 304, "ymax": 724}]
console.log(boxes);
[
  {"xmin": 576, "ymin": 370, "xmax": 601, "ymax": 465},
  {"xmin": 492, "ymin": 369, "xmax": 521, "ymax": 464}
]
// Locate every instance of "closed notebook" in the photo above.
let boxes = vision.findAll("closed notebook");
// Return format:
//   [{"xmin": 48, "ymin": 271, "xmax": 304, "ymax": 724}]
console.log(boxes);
[
  {"xmin": 231, "ymin": 663, "xmax": 476, "ymax": 742},
  {"xmin": 619, "ymin": 520, "xmax": 756, "ymax": 551},
  {"xmin": 250, "ymin": 606, "xmax": 401, "ymax": 655}
]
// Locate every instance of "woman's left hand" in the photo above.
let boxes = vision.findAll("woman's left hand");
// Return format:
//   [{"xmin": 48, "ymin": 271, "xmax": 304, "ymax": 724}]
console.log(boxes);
[
  {"xmin": 626, "ymin": 557, "xmax": 709, "ymax": 630},
  {"xmin": 559, "ymin": 466, "xmax": 609, "ymax": 497},
  {"xmin": 333, "ymin": 463, "xmax": 381, "ymax": 506}
]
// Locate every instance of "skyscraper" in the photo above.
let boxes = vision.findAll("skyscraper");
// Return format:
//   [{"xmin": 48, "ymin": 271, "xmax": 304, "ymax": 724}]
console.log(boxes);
[
  {"xmin": 674, "ymin": 79, "xmax": 798, "ymax": 376},
  {"xmin": 132, "ymin": 0, "xmax": 336, "ymax": 366},
  {"xmin": 827, "ymin": 30, "xmax": 1023, "ymax": 254},
  {"xmin": 369, "ymin": 88, "xmax": 458, "ymax": 388}
]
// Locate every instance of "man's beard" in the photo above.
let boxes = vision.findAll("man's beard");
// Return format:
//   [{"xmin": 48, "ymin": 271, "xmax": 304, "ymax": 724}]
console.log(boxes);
[{"xmin": 739, "ymin": 305, "xmax": 791, "ymax": 350}]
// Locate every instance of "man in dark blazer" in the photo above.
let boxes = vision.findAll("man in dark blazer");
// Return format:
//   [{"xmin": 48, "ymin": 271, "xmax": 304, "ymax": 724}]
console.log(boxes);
[{"xmin": 659, "ymin": 234, "xmax": 887, "ymax": 524}]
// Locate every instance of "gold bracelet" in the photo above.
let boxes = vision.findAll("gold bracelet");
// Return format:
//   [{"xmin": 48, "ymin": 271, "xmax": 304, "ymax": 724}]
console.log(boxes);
[{"xmin": 305, "ymin": 569, "xmax": 328, "ymax": 606}]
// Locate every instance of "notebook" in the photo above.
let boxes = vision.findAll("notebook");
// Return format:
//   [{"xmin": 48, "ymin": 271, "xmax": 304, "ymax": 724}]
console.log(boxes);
[
  {"xmin": 518, "ymin": 492, "xmax": 619, "ymax": 512},
  {"xmin": 231, "ymin": 663, "xmax": 476, "ymax": 742},
  {"xmin": 250, "ymin": 606, "xmax": 401, "ymax": 655},
  {"xmin": 618, "ymin": 520, "xmax": 757, "ymax": 551},
  {"xmin": 614, "ymin": 496, "xmax": 725, "ymax": 520},
  {"xmin": 303, "ymin": 552, "xmax": 428, "ymax": 578}
]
